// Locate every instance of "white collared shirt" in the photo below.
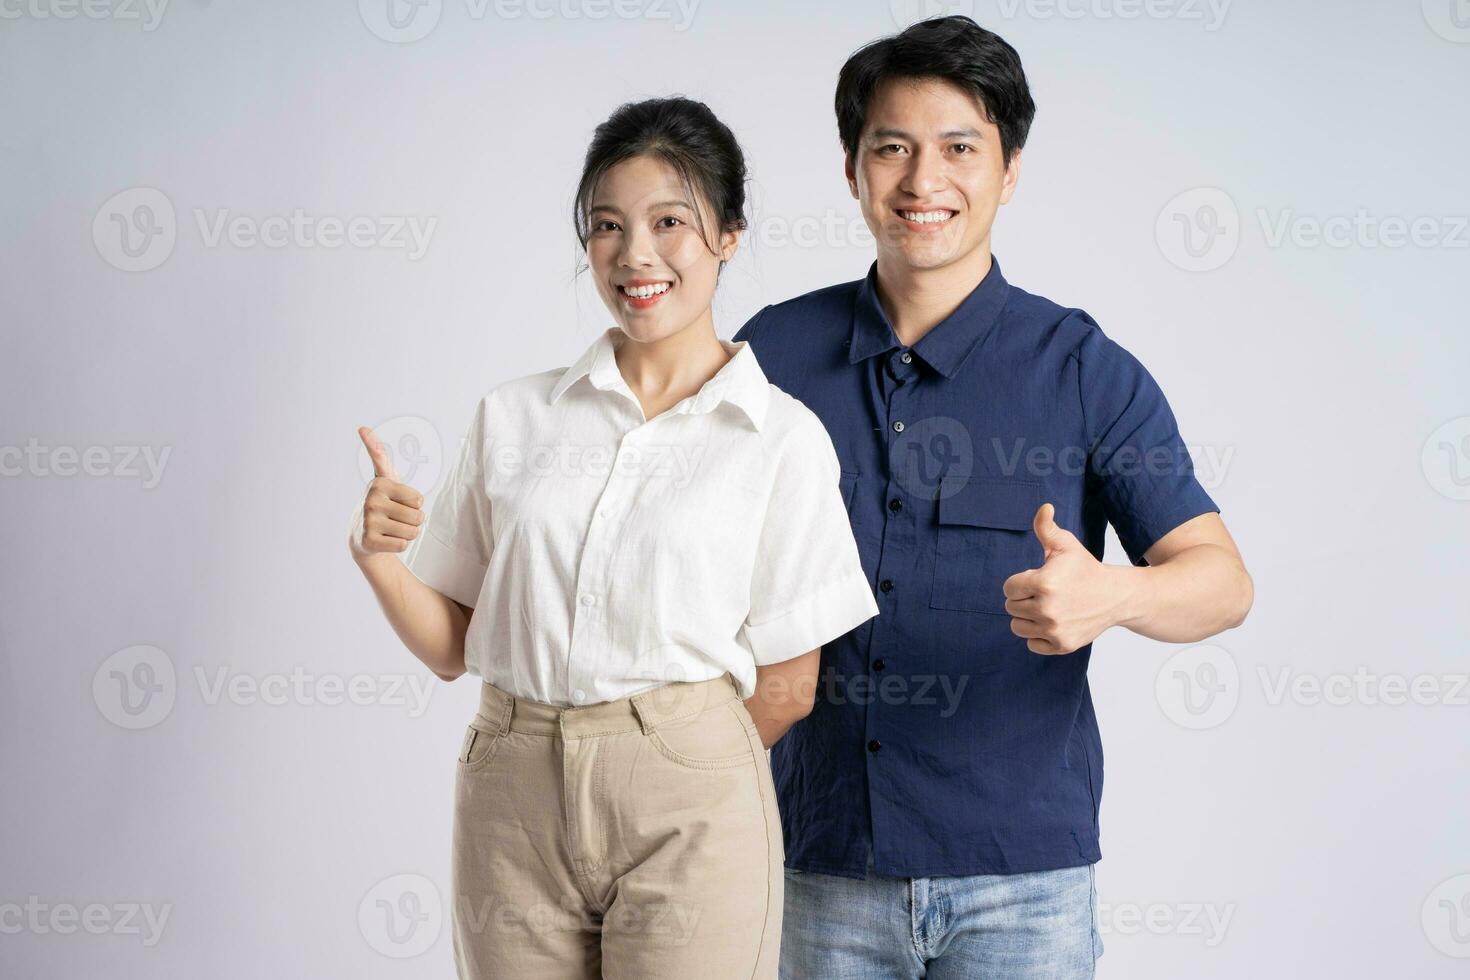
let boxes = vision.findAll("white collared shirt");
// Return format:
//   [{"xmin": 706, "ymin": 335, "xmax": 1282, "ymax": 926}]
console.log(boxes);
[{"xmin": 402, "ymin": 327, "xmax": 879, "ymax": 706}]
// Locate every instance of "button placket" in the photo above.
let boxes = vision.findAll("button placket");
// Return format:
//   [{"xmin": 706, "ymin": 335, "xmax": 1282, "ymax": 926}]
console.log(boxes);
[
  {"xmin": 869, "ymin": 352, "xmax": 922, "ymax": 753},
  {"xmin": 566, "ymin": 427, "xmax": 637, "ymax": 703}
]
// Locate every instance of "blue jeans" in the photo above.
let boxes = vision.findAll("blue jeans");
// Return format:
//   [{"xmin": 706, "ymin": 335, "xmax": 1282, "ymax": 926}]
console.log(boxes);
[{"xmin": 779, "ymin": 849, "xmax": 1103, "ymax": 979}]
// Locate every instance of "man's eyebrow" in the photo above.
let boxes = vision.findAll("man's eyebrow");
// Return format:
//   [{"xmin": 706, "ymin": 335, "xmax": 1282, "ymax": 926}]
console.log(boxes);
[{"xmin": 866, "ymin": 127, "xmax": 987, "ymax": 142}]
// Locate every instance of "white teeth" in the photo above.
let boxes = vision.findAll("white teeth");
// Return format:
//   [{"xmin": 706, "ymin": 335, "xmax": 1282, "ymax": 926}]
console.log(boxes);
[
  {"xmin": 899, "ymin": 209, "xmax": 954, "ymax": 224},
  {"xmin": 621, "ymin": 282, "xmax": 671, "ymax": 299}
]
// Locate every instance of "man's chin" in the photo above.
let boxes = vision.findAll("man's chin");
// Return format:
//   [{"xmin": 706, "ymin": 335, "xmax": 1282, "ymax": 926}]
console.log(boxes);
[{"xmin": 882, "ymin": 242, "xmax": 973, "ymax": 274}]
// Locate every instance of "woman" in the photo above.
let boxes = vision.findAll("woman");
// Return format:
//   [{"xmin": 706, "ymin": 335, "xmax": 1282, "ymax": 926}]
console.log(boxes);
[{"xmin": 347, "ymin": 97, "xmax": 877, "ymax": 979}]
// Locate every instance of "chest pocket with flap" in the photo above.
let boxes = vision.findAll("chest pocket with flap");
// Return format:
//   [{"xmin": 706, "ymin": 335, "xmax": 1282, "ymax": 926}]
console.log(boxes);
[{"xmin": 929, "ymin": 475, "xmax": 1046, "ymax": 615}]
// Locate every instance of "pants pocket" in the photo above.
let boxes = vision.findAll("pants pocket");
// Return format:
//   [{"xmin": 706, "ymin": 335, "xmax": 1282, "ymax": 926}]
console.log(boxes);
[
  {"xmin": 457, "ymin": 722, "xmax": 504, "ymax": 772},
  {"xmin": 648, "ymin": 701, "xmax": 755, "ymax": 770}
]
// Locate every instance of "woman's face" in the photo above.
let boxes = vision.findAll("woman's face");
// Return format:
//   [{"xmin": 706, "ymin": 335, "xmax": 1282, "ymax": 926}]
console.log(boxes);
[{"xmin": 584, "ymin": 153, "xmax": 738, "ymax": 344}]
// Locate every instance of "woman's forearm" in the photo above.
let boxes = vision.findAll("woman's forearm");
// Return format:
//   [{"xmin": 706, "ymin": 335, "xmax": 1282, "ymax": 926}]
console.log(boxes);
[{"xmin": 355, "ymin": 553, "xmax": 471, "ymax": 681}]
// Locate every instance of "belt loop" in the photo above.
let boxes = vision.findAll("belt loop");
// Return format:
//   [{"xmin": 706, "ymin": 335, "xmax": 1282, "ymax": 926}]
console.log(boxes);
[
  {"xmin": 629, "ymin": 690, "xmax": 657, "ymax": 735},
  {"xmin": 496, "ymin": 687, "xmax": 514, "ymax": 736}
]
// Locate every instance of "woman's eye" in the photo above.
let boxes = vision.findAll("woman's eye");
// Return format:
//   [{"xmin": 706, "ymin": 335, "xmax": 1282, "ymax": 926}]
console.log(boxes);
[
  {"xmin": 594, "ymin": 220, "xmax": 620, "ymax": 232},
  {"xmin": 657, "ymin": 216, "xmax": 684, "ymax": 229}
]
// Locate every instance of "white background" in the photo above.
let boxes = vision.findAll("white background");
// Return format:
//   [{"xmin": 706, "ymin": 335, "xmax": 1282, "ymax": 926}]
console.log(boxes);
[{"xmin": 2, "ymin": 0, "xmax": 1467, "ymax": 976}]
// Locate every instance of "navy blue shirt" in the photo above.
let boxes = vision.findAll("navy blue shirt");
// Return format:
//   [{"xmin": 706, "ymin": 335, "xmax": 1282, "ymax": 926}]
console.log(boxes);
[{"xmin": 734, "ymin": 257, "xmax": 1220, "ymax": 879}]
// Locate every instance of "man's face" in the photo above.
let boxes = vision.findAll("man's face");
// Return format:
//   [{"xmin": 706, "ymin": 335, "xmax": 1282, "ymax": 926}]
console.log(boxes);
[{"xmin": 847, "ymin": 76, "xmax": 1020, "ymax": 274}]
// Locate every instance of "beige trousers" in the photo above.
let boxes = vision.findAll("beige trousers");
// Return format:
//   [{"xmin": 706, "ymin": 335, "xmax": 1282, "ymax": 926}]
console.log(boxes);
[{"xmin": 451, "ymin": 671, "xmax": 783, "ymax": 979}]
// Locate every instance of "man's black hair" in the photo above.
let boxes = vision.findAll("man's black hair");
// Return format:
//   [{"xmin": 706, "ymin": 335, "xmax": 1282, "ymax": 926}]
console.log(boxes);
[{"xmin": 835, "ymin": 16, "xmax": 1036, "ymax": 164}]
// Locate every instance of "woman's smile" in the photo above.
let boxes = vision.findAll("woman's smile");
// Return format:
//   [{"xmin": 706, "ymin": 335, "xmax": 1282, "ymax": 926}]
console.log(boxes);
[{"xmin": 618, "ymin": 278, "xmax": 675, "ymax": 310}]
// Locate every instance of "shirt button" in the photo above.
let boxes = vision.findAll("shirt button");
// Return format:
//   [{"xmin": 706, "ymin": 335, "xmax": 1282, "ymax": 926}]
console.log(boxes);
[
  {"xmin": 901, "ymin": 352, "xmax": 912, "ymax": 364},
  {"xmin": 579, "ymin": 594, "xmax": 596, "ymax": 606},
  {"xmin": 892, "ymin": 421, "xmax": 905, "ymax": 433},
  {"xmin": 873, "ymin": 658, "xmax": 886, "ymax": 672},
  {"xmin": 888, "ymin": 498, "xmax": 903, "ymax": 512},
  {"xmin": 573, "ymin": 688, "xmax": 587, "ymax": 702},
  {"xmin": 879, "ymin": 579, "xmax": 894, "ymax": 593},
  {"xmin": 867, "ymin": 739, "xmax": 882, "ymax": 753}
]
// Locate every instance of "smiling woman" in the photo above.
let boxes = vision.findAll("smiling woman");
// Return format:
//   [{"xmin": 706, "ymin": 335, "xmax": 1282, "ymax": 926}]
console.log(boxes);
[
  {"xmin": 571, "ymin": 97, "xmax": 748, "ymax": 353},
  {"xmin": 348, "ymin": 95, "xmax": 877, "ymax": 980}
]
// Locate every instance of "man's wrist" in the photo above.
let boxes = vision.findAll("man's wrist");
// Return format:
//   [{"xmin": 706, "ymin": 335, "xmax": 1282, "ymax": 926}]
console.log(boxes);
[{"xmin": 1108, "ymin": 562, "xmax": 1153, "ymax": 634}]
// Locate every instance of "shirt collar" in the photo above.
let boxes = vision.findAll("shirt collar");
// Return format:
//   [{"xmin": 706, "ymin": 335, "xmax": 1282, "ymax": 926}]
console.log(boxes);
[
  {"xmin": 549, "ymin": 326, "xmax": 771, "ymax": 431},
  {"xmin": 848, "ymin": 255, "xmax": 1011, "ymax": 378}
]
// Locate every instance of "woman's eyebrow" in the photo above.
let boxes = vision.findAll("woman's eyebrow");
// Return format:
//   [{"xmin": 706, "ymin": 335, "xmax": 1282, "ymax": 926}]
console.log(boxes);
[{"xmin": 590, "ymin": 199, "xmax": 693, "ymax": 215}]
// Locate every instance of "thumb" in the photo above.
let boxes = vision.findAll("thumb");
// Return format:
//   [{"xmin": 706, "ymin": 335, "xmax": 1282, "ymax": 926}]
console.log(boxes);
[
  {"xmin": 358, "ymin": 425, "xmax": 400, "ymax": 482},
  {"xmin": 1032, "ymin": 502, "xmax": 1081, "ymax": 560}
]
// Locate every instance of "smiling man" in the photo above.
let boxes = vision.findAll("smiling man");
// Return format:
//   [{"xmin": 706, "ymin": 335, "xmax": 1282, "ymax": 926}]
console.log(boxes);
[{"xmin": 733, "ymin": 16, "xmax": 1253, "ymax": 979}]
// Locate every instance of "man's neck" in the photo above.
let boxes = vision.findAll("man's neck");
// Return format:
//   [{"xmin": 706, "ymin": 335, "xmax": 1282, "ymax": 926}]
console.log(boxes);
[{"xmin": 874, "ymin": 245, "xmax": 993, "ymax": 348}]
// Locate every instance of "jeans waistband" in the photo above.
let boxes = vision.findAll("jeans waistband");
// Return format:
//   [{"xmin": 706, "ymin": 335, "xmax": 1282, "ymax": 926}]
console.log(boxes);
[{"xmin": 474, "ymin": 672, "xmax": 742, "ymax": 739}]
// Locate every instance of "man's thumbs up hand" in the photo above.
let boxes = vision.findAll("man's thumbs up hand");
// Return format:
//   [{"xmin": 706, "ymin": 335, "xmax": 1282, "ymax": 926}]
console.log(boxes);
[
  {"xmin": 1002, "ymin": 503, "xmax": 1122, "ymax": 655},
  {"xmin": 1032, "ymin": 502, "xmax": 1085, "ymax": 561}
]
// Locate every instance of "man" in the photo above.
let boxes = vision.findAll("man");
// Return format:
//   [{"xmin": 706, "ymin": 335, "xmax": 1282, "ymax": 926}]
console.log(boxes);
[{"xmin": 734, "ymin": 16, "xmax": 1253, "ymax": 979}]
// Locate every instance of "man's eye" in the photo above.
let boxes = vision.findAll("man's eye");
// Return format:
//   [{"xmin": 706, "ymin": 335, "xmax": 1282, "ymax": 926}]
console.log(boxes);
[
  {"xmin": 952, "ymin": 144, "xmax": 975, "ymax": 154},
  {"xmin": 880, "ymin": 144, "xmax": 905, "ymax": 154}
]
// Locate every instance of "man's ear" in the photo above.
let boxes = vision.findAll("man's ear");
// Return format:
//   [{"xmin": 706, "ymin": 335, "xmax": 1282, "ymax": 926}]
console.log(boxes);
[
  {"xmin": 844, "ymin": 151, "xmax": 859, "ymax": 199},
  {"xmin": 999, "ymin": 150, "xmax": 1022, "ymax": 205}
]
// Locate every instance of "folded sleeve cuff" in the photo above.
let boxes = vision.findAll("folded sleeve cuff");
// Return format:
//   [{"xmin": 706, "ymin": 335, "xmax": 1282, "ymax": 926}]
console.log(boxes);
[
  {"xmin": 404, "ymin": 530, "xmax": 488, "ymax": 608},
  {"xmin": 742, "ymin": 568, "xmax": 879, "ymax": 667},
  {"xmin": 1117, "ymin": 483, "xmax": 1221, "ymax": 566}
]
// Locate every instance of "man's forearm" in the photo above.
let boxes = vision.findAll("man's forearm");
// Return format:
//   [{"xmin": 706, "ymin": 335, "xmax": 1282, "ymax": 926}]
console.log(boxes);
[{"xmin": 1113, "ymin": 544, "xmax": 1254, "ymax": 643}]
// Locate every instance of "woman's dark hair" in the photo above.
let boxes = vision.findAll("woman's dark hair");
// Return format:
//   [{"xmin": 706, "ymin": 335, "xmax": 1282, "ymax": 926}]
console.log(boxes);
[
  {"xmin": 834, "ymin": 16, "xmax": 1036, "ymax": 165},
  {"xmin": 573, "ymin": 97, "xmax": 748, "ymax": 263}
]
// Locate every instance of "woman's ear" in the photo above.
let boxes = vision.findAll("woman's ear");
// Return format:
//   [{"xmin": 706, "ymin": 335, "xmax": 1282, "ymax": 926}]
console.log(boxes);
[{"xmin": 720, "ymin": 227, "xmax": 742, "ymax": 263}]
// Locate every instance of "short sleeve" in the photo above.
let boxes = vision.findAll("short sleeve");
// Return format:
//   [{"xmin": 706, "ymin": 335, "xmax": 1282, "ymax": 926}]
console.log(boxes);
[
  {"xmin": 1075, "ymin": 314, "xmax": 1220, "ymax": 566},
  {"xmin": 739, "ymin": 414, "xmax": 879, "ymax": 666},
  {"xmin": 402, "ymin": 402, "xmax": 493, "ymax": 607}
]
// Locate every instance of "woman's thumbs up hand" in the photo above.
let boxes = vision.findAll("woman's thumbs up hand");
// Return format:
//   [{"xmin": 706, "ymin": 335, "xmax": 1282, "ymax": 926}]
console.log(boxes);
[{"xmin": 349, "ymin": 425, "xmax": 426, "ymax": 563}]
